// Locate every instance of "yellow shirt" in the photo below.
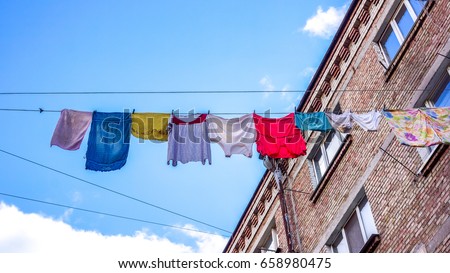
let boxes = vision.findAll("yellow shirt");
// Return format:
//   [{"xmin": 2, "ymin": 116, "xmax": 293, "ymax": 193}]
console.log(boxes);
[{"xmin": 131, "ymin": 113, "xmax": 170, "ymax": 141}]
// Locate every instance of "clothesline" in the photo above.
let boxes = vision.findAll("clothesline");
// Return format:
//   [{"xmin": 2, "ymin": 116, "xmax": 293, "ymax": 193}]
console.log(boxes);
[
  {"xmin": 1, "ymin": 108, "xmax": 291, "ymax": 115},
  {"xmin": 49, "ymin": 107, "xmax": 449, "ymax": 172},
  {"xmin": 0, "ymin": 107, "xmax": 406, "ymax": 115}
]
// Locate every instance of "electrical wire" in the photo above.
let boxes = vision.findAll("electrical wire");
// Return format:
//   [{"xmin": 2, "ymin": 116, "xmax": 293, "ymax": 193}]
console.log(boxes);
[
  {"xmin": 0, "ymin": 192, "xmax": 227, "ymax": 237},
  {"xmin": 0, "ymin": 88, "xmax": 444, "ymax": 95},
  {"xmin": 0, "ymin": 148, "xmax": 232, "ymax": 234},
  {"xmin": 0, "ymin": 90, "xmax": 305, "ymax": 95},
  {"xmin": 0, "ymin": 106, "xmax": 435, "ymax": 115},
  {"xmin": 0, "ymin": 108, "xmax": 291, "ymax": 115},
  {"xmin": 0, "ymin": 108, "xmax": 61, "ymax": 113},
  {"xmin": 0, "ymin": 88, "xmax": 446, "ymax": 114}
]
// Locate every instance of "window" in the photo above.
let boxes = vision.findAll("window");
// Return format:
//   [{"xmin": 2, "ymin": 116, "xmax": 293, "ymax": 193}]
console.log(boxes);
[
  {"xmin": 409, "ymin": 0, "xmax": 428, "ymax": 15},
  {"xmin": 331, "ymin": 196, "xmax": 378, "ymax": 253},
  {"xmin": 379, "ymin": 0, "xmax": 428, "ymax": 63},
  {"xmin": 432, "ymin": 79, "xmax": 450, "ymax": 107},
  {"xmin": 310, "ymin": 131, "xmax": 345, "ymax": 187},
  {"xmin": 417, "ymin": 72, "xmax": 450, "ymax": 162},
  {"xmin": 255, "ymin": 227, "xmax": 279, "ymax": 253}
]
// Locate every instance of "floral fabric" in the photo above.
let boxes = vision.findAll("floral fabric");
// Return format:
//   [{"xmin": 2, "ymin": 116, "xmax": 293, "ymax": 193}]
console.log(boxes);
[
  {"xmin": 382, "ymin": 107, "xmax": 450, "ymax": 146},
  {"xmin": 422, "ymin": 107, "xmax": 450, "ymax": 144}
]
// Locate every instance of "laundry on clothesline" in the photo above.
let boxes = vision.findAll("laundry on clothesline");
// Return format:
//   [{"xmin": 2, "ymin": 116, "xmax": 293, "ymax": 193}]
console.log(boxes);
[
  {"xmin": 50, "ymin": 109, "xmax": 92, "ymax": 151},
  {"xmin": 167, "ymin": 114, "xmax": 212, "ymax": 166},
  {"xmin": 131, "ymin": 112, "xmax": 170, "ymax": 142},
  {"xmin": 325, "ymin": 110, "xmax": 383, "ymax": 133},
  {"xmin": 253, "ymin": 113, "xmax": 307, "ymax": 159},
  {"xmin": 206, "ymin": 114, "xmax": 255, "ymax": 158},
  {"xmin": 295, "ymin": 112, "xmax": 332, "ymax": 132},
  {"xmin": 85, "ymin": 111, "xmax": 131, "ymax": 172},
  {"xmin": 383, "ymin": 107, "xmax": 450, "ymax": 146},
  {"xmin": 48, "ymin": 106, "xmax": 449, "ymax": 171}
]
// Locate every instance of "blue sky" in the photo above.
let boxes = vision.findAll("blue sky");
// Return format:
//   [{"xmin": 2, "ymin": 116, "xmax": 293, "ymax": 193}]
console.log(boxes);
[{"xmin": 0, "ymin": 0, "xmax": 347, "ymax": 253}]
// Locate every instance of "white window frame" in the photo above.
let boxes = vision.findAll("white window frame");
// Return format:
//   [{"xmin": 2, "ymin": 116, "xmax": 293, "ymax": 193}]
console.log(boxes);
[
  {"xmin": 330, "ymin": 196, "xmax": 378, "ymax": 253},
  {"xmin": 416, "ymin": 70, "xmax": 450, "ymax": 169},
  {"xmin": 378, "ymin": 0, "xmax": 427, "ymax": 64},
  {"xmin": 257, "ymin": 227, "xmax": 279, "ymax": 253},
  {"xmin": 310, "ymin": 131, "xmax": 345, "ymax": 188}
]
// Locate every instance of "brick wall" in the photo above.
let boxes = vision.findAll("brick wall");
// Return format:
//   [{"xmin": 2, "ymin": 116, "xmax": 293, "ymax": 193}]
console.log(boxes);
[
  {"xmin": 225, "ymin": 0, "xmax": 449, "ymax": 253},
  {"xmin": 274, "ymin": 0, "xmax": 450, "ymax": 253}
]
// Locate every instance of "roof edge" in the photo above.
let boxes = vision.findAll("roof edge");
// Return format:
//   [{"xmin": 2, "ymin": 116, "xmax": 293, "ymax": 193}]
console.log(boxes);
[
  {"xmin": 296, "ymin": 0, "xmax": 359, "ymax": 112},
  {"xmin": 224, "ymin": 0, "xmax": 359, "ymax": 253}
]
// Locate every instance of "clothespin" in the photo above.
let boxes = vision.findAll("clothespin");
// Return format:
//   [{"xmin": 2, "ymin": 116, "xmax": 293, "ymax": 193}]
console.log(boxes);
[{"xmin": 39, "ymin": 108, "xmax": 44, "ymax": 113}]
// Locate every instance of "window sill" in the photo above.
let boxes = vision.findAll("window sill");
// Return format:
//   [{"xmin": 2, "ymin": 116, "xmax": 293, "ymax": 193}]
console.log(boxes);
[
  {"xmin": 310, "ymin": 135, "xmax": 353, "ymax": 203},
  {"xmin": 418, "ymin": 144, "xmax": 448, "ymax": 177},
  {"xmin": 384, "ymin": 0, "xmax": 435, "ymax": 81},
  {"xmin": 360, "ymin": 234, "xmax": 381, "ymax": 253}
]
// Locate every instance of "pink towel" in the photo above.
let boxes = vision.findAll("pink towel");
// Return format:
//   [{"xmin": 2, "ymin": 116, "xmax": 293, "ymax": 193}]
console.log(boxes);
[{"xmin": 51, "ymin": 109, "xmax": 92, "ymax": 151}]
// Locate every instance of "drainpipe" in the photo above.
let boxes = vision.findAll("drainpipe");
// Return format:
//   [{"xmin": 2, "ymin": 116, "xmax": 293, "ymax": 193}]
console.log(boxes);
[{"xmin": 273, "ymin": 164, "xmax": 295, "ymax": 253}]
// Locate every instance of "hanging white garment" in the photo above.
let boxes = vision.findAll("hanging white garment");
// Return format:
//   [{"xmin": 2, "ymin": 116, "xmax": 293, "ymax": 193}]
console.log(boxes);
[
  {"xmin": 351, "ymin": 110, "xmax": 382, "ymax": 131},
  {"xmin": 325, "ymin": 110, "xmax": 352, "ymax": 133},
  {"xmin": 167, "ymin": 114, "xmax": 212, "ymax": 166},
  {"xmin": 206, "ymin": 114, "xmax": 256, "ymax": 157}
]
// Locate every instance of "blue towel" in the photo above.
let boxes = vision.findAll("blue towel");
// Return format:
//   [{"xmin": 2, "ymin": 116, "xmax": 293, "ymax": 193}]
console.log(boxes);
[
  {"xmin": 86, "ymin": 111, "xmax": 131, "ymax": 171},
  {"xmin": 295, "ymin": 112, "xmax": 332, "ymax": 131}
]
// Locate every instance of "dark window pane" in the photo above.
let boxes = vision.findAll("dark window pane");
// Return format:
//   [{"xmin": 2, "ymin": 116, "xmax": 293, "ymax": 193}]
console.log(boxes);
[
  {"xmin": 324, "ymin": 131, "xmax": 334, "ymax": 149},
  {"xmin": 395, "ymin": 5, "xmax": 414, "ymax": 38},
  {"xmin": 344, "ymin": 212, "xmax": 365, "ymax": 252},
  {"xmin": 435, "ymin": 80, "xmax": 450, "ymax": 107},
  {"xmin": 409, "ymin": 0, "xmax": 427, "ymax": 16},
  {"xmin": 332, "ymin": 233, "xmax": 349, "ymax": 253},
  {"xmin": 264, "ymin": 236, "xmax": 273, "ymax": 250},
  {"xmin": 380, "ymin": 26, "xmax": 400, "ymax": 62},
  {"xmin": 313, "ymin": 149, "xmax": 324, "ymax": 181},
  {"xmin": 325, "ymin": 132, "xmax": 342, "ymax": 163},
  {"xmin": 359, "ymin": 197, "xmax": 378, "ymax": 239}
]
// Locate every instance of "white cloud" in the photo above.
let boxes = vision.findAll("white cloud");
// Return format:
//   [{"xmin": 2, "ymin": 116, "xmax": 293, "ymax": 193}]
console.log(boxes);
[
  {"xmin": 258, "ymin": 76, "xmax": 299, "ymax": 111},
  {"xmin": 300, "ymin": 67, "xmax": 316, "ymax": 78},
  {"xmin": 0, "ymin": 202, "xmax": 228, "ymax": 253},
  {"xmin": 180, "ymin": 224, "xmax": 229, "ymax": 253},
  {"xmin": 258, "ymin": 69, "xmax": 312, "ymax": 109},
  {"xmin": 269, "ymin": 83, "xmax": 300, "ymax": 112},
  {"xmin": 259, "ymin": 75, "xmax": 275, "ymax": 91},
  {"xmin": 301, "ymin": 6, "xmax": 347, "ymax": 39},
  {"xmin": 59, "ymin": 208, "xmax": 73, "ymax": 222},
  {"xmin": 71, "ymin": 191, "xmax": 82, "ymax": 204},
  {"xmin": 259, "ymin": 75, "xmax": 275, "ymax": 99},
  {"xmin": 281, "ymin": 84, "xmax": 291, "ymax": 99},
  {"xmin": 283, "ymin": 94, "xmax": 303, "ymax": 112},
  {"xmin": 284, "ymin": 102, "xmax": 297, "ymax": 112}
]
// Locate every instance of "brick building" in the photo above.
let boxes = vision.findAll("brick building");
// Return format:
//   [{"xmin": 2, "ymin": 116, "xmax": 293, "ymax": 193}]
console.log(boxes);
[{"xmin": 224, "ymin": 0, "xmax": 449, "ymax": 253}]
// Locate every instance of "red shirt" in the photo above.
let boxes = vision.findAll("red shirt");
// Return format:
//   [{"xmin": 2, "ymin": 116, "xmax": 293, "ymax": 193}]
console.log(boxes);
[
  {"xmin": 253, "ymin": 113, "xmax": 307, "ymax": 158},
  {"xmin": 171, "ymin": 114, "xmax": 207, "ymax": 125}
]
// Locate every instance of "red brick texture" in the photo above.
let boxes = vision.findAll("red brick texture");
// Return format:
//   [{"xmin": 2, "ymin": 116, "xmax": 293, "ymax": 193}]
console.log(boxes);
[
  {"xmin": 279, "ymin": 0, "xmax": 450, "ymax": 253},
  {"xmin": 224, "ymin": 0, "xmax": 449, "ymax": 253}
]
